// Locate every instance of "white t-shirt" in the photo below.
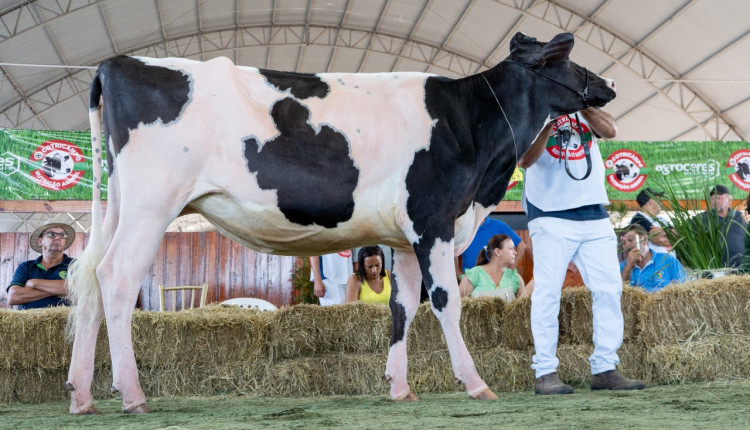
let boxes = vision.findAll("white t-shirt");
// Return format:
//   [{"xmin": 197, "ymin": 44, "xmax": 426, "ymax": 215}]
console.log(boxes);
[
  {"xmin": 312, "ymin": 251, "xmax": 353, "ymax": 285},
  {"xmin": 523, "ymin": 113, "xmax": 609, "ymax": 212}
]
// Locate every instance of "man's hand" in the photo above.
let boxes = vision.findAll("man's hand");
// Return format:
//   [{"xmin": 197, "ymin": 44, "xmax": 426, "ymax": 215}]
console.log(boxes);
[
  {"xmin": 649, "ymin": 226, "xmax": 671, "ymax": 247},
  {"xmin": 313, "ymin": 279, "xmax": 326, "ymax": 298}
]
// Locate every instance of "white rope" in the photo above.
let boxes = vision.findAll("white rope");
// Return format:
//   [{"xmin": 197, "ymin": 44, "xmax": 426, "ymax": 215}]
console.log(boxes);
[
  {"xmin": 481, "ymin": 73, "xmax": 518, "ymax": 164},
  {"xmin": 0, "ymin": 62, "xmax": 96, "ymax": 70}
]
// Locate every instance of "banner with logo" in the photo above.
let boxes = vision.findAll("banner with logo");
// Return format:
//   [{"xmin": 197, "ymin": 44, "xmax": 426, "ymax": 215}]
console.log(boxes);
[
  {"xmin": 0, "ymin": 129, "xmax": 107, "ymax": 200},
  {"xmin": 1, "ymin": 128, "xmax": 749, "ymax": 202},
  {"xmin": 503, "ymin": 141, "xmax": 750, "ymax": 201}
]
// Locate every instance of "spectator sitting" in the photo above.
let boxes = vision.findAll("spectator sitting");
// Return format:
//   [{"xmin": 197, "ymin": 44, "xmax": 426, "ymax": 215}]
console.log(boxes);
[
  {"xmin": 694, "ymin": 184, "xmax": 747, "ymax": 268},
  {"xmin": 630, "ymin": 187, "xmax": 673, "ymax": 254},
  {"xmin": 459, "ymin": 234, "xmax": 532, "ymax": 302},
  {"xmin": 458, "ymin": 217, "xmax": 526, "ymax": 275},
  {"xmin": 619, "ymin": 224, "xmax": 687, "ymax": 292},
  {"xmin": 7, "ymin": 223, "xmax": 75, "ymax": 309},
  {"xmin": 741, "ymin": 192, "xmax": 750, "ymax": 273},
  {"xmin": 345, "ymin": 246, "xmax": 391, "ymax": 304}
]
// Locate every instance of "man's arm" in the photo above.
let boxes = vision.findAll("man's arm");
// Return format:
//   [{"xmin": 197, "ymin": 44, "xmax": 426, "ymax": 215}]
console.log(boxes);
[
  {"xmin": 620, "ymin": 249, "xmax": 642, "ymax": 282},
  {"xmin": 518, "ymin": 121, "xmax": 554, "ymax": 169},
  {"xmin": 7, "ymin": 279, "xmax": 66, "ymax": 305},
  {"xmin": 309, "ymin": 256, "xmax": 326, "ymax": 298},
  {"xmin": 580, "ymin": 107, "xmax": 617, "ymax": 139}
]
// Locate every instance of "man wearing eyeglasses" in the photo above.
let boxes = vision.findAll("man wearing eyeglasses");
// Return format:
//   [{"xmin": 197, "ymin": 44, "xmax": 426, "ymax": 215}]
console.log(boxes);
[{"xmin": 6, "ymin": 223, "xmax": 76, "ymax": 310}]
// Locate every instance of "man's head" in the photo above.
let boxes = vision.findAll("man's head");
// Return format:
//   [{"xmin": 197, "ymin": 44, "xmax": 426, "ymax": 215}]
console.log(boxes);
[
  {"xmin": 636, "ymin": 188, "xmax": 664, "ymax": 215},
  {"xmin": 709, "ymin": 184, "xmax": 731, "ymax": 215},
  {"xmin": 30, "ymin": 223, "xmax": 75, "ymax": 255},
  {"xmin": 620, "ymin": 224, "xmax": 648, "ymax": 254}
]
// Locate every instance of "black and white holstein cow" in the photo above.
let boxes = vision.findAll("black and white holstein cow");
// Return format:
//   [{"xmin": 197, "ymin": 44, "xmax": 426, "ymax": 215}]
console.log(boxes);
[{"xmin": 66, "ymin": 32, "xmax": 616, "ymax": 414}]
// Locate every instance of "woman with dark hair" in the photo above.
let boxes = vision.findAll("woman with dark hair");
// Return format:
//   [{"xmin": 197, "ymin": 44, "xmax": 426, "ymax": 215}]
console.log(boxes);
[
  {"xmin": 345, "ymin": 246, "xmax": 391, "ymax": 304},
  {"xmin": 458, "ymin": 234, "xmax": 532, "ymax": 302}
]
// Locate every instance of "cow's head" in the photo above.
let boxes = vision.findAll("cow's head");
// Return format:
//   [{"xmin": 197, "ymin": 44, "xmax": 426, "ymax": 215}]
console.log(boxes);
[{"xmin": 508, "ymin": 32, "xmax": 616, "ymax": 115}]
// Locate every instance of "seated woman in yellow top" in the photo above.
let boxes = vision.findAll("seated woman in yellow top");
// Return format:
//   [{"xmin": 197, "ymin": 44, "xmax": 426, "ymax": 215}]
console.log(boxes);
[
  {"xmin": 459, "ymin": 234, "xmax": 533, "ymax": 303},
  {"xmin": 345, "ymin": 246, "xmax": 391, "ymax": 304}
]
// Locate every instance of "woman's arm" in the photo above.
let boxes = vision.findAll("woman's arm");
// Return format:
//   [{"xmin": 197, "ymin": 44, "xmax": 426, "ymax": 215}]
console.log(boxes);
[
  {"xmin": 516, "ymin": 275, "xmax": 533, "ymax": 299},
  {"xmin": 344, "ymin": 274, "xmax": 361, "ymax": 303},
  {"xmin": 458, "ymin": 274, "xmax": 475, "ymax": 297}
]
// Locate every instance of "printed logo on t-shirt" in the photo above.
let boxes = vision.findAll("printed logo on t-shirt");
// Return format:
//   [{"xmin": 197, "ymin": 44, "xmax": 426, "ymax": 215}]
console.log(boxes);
[
  {"xmin": 59, "ymin": 270, "xmax": 67, "ymax": 280},
  {"xmin": 338, "ymin": 250, "xmax": 351, "ymax": 258},
  {"xmin": 544, "ymin": 115, "xmax": 592, "ymax": 161}
]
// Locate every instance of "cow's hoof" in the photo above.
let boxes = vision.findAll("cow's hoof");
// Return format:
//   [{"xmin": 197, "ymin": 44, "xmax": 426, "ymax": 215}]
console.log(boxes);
[
  {"xmin": 393, "ymin": 391, "xmax": 419, "ymax": 402},
  {"xmin": 123, "ymin": 402, "xmax": 152, "ymax": 414},
  {"xmin": 470, "ymin": 388, "xmax": 498, "ymax": 400},
  {"xmin": 71, "ymin": 403, "xmax": 101, "ymax": 415}
]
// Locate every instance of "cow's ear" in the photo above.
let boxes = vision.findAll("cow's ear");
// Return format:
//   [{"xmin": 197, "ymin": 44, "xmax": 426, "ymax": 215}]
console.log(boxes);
[
  {"xmin": 509, "ymin": 32, "xmax": 537, "ymax": 54},
  {"xmin": 540, "ymin": 33, "xmax": 575, "ymax": 63}
]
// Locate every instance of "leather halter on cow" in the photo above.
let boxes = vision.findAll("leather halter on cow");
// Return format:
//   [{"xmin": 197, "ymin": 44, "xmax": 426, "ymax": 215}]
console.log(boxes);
[{"xmin": 65, "ymin": 32, "xmax": 616, "ymax": 415}]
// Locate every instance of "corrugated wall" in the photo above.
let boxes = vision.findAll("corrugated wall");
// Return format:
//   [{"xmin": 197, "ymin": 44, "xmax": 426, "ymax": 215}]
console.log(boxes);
[{"xmin": 0, "ymin": 232, "xmax": 297, "ymax": 310}]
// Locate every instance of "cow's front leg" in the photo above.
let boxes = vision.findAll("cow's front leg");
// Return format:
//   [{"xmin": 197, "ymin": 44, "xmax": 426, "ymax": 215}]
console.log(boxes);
[
  {"xmin": 386, "ymin": 249, "xmax": 421, "ymax": 401},
  {"xmin": 417, "ymin": 238, "xmax": 497, "ymax": 400}
]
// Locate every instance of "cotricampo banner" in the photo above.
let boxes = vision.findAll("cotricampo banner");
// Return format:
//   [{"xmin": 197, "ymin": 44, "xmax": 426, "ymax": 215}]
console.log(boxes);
[
  {"xmin": 1, "ymin": 128, "xmax": 749, "ymax": 201},
  {"xmin": 0, "ymin": 128, "xmax": 107, "ymax": 200}
]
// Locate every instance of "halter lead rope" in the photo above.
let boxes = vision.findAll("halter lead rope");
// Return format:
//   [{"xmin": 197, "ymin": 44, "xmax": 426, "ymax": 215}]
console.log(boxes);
[
  {"xmin": 481, "ymin": 73, "xmax": 518, "ymax": 165},
  {"xmin": 501, "ymin": 60, "xmax": 595, "ymax": 181}
]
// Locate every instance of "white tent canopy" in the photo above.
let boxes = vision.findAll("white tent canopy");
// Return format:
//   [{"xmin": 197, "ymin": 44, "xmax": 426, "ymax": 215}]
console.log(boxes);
[{"xmin": 1, "ymin": 0, "xmax": 748, "ymax": 141}]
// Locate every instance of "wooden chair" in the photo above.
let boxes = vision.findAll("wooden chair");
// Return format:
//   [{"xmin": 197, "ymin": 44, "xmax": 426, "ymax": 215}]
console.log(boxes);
[{"xmin": 159, "ymin": 283, "xmax": 208, "ymax": 311}]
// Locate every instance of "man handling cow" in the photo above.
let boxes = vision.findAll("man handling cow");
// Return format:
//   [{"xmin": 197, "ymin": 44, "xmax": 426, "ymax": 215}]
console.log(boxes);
[{"xmin": 518, "ymin": 107, "xmax": 645, "ymax": 394}]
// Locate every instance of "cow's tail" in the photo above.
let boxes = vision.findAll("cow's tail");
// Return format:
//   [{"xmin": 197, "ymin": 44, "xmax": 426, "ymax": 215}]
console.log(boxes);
[{"xmin": 66, "ymin": 73, "xmax": 105, "ymax": 341}]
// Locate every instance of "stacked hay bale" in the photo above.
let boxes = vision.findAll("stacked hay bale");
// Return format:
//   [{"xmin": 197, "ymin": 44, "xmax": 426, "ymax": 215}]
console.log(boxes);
[
  {"xmin": 3, "ymin": 277, "xmax": 749, "ymax": 403},
  {"xmin": 639, "ymin": 276, "xmax": 750, "ymax": 383},
  {"xmin": 498, "ymin": 286, "xmax": 648, "ymax": 387}
]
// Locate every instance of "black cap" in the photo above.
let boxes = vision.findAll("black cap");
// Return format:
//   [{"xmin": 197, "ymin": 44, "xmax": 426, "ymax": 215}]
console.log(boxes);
[
  {"xmin": 710, "ymin": 184, "xmax": 730, "ymax": 196},
  {"xmin": 636, "ymin": 188, "xmax": 663, "ymax": 207}
]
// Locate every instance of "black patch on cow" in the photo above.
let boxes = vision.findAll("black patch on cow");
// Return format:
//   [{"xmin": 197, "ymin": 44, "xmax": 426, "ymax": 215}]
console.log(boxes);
[
  {"xmin": 389, "ymin": 270, "xmax": 407, "ymax": 346},
  {"xmin": 430, "ymin": 286, "xmax": 448, "ymax": 312},
  {"xmin": 260, "ymin": 69, "xmax": 330, "ymax": 99},
  {"xmin": 244, "ymin": 97, "xmax": 358, "ymax": 227},
  {"xmin": 91, "ymin": 56, "xmax": 191, "ymax": 175}
]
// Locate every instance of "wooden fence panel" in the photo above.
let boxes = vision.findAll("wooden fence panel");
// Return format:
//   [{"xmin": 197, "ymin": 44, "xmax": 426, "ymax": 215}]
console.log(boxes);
[{"xmin": 0, "ymin": 231, "xmax": 296, "ymax": 311}]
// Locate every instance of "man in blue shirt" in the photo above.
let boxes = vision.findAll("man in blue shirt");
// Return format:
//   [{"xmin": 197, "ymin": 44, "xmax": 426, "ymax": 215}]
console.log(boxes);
[
  {"xmin": 7, "ymin": 223, "xmax": 75, "ymax": 309},
  {"xmin": 459, "ymin": 217, "xmax": 525, "ymax": 272},
  {"xmin": 619, "ymin": 224, "xmax": 687, "ymax": 292}
]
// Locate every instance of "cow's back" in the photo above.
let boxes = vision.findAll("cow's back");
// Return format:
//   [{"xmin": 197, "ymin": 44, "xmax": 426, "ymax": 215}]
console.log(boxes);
[{"xmin": 101, "ymin": 56, "xmax": 443, "ymax": 255}]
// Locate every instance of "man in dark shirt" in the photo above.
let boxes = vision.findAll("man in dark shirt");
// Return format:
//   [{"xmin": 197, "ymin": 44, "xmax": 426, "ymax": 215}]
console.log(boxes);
[
  {"xmin": 695, "ymin": 185, "xmax": 747, "ymax": 268},
  {"xmin": 7, "ymin": 223, "xmax": 75, "ymax": 310}
]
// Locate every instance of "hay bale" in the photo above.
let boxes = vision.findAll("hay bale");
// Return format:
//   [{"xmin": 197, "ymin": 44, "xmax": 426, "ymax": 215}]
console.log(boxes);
[
  {"xmin": 501, "ymin": 286, "xmax": 646, "ymax": 350},
  {"xmin": 640, "ymin": 276, "xmax": 750, "ymax": 347},
  {"xmin": 643, "ymin": 335, "xmax": 750, "ymax": 383},
  {"xmin": 268, "ymin": 303, "xmax": 392, "ymax": 360},
  {"xmin": 408, "ymin": 297, "xmax": 505, "ymax": 353},
  {"xmin": 261, "ymin": 353, "xmax": 389, "ymax": 397},
  {"xmin": 559, "ymin": 286, "xmax": 647, "ymax": 345},
  {"xmin": 0, "ymin": 366, "xmax": 113, "ymax": 404},
  {"xmin": 132, "ymin": 306, "xmax": 272, "ymax": 369},
  {"xmin": 0, "ymin": 307, "xmax": 71, "ymax": 370},
  {"xmin": 555, "ymin": 342, "xmax": 647, "ymax": 386}
]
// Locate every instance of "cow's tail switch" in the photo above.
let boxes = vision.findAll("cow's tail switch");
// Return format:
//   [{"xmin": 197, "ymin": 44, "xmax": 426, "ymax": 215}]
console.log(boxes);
[{"xmin": 66, "ymin": 72, "xmax": 105, "ymax": 341}]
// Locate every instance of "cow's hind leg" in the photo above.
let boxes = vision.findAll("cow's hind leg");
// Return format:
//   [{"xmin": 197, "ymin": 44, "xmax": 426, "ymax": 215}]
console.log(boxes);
[
  {"xmin": 386, "ymin": 249, "xmax": 422, "ymax": 401},
  {"xmin": 98, "ymin": 215, "xmax": 173, "ymax": 413},
  {"xmin": 417, "ymin": 238, "xmax": 497, "ymax": 400},
  {"xmin": 66, "ymin": 307, "xmax": 104, "ymax": 414}
]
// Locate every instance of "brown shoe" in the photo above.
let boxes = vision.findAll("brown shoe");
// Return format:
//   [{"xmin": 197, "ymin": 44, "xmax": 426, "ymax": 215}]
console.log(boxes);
[
  {"xmin": 535, "ymin": 372, "xmax": 574, "ymax": 395},
  {"xmin": 590, "ymin": 370, "xmax": 645, "ymax": 391}
]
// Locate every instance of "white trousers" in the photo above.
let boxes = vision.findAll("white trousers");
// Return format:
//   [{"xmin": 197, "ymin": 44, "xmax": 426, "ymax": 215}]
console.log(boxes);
[
  {"xmin": 318, "ymin": 279, "xmax": 346, "ymax": 306},
  {"xmin": 529, "ymin": 216, "xmax": 623, "ymax": 378}
]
